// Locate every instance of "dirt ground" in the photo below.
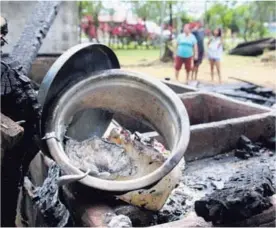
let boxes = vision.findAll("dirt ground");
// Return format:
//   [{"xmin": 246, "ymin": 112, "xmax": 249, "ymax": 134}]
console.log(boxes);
[{"xmin": 116, "ymin": 50, "xmax": 275, "ymax": 89}]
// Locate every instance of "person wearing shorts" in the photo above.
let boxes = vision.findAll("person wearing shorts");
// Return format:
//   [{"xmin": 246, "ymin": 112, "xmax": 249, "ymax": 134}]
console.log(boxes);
[
  {"xmin": 207, "ymin": 28, "xmax": 223, "ymax": 83},
  {"xmin": 191, "ymin": 22, "xmax": 205, "ymax": 81},
  {"xmin": 175, "ymin": 24, "xmax": 198, "ymax": 83}
]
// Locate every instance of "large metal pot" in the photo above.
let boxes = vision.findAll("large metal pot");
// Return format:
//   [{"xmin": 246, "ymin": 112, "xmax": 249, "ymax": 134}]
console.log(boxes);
[
  {"xmin": 44, "ymin": 69, "xmax": 190, "ymax": 192},
  {"xmin": 38, "ymin": 43, "xmax": 120, "ymax": 142}
]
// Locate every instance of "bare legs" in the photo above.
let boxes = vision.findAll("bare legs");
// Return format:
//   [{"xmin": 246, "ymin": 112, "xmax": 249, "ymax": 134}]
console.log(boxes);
[
  {"xmin": 192, "ymin": 66, "xmax": 198, "ymax": 81},
  {"xmin": 175, "ymin": 70, "xmax": 180, "ymax": 81},
  {"xmin": 209, "ymin": 59, "xmax": 221, "ymax": 83},
  {"xmin": 175, "ymin": 57, "xmax": 193, "ymax": 83},
  {"xmin": 175, "ymin": 69, "xmax": 190, "ymax": 83},
  {"xmin": 186, "ymin": 70, "xmax": 190, "ymax": 83},
  {"xmin": 214, "ymin": 61, "xmax": 221, "ymax": 83},
  {"xmin": 209, "ymin": 59, "xmax": 215, "ymax": 81}
]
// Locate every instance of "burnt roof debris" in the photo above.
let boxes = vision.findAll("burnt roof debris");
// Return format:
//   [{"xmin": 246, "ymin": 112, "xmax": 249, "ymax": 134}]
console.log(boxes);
[{"xmin": 187, "ymin": 78, "xmax": 276, "ymax": 107}]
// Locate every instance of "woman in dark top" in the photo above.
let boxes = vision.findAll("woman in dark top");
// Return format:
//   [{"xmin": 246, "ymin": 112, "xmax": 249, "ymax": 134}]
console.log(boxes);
[{"xmin": 191, "ymin": 22, "xmax": 205, "ymax": 81}]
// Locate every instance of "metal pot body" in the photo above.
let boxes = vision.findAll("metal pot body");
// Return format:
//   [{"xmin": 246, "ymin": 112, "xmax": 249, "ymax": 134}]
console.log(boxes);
[{"xmin": 44, "ymin": 69, "xmax": 190, "ymax": 193}]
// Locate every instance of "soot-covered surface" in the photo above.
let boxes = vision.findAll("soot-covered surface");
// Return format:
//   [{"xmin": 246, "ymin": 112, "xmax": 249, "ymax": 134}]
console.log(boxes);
[
  {"xmin": 154, "ymin": 149, "xmax": 276, "ymax": 224},
  {"xmin": 194, "ymin": 166, "xmax": 275, "ymax": 225},
  {"xmin": 24, "ymin": 163, "xmax": 70, "ymax": 227}
]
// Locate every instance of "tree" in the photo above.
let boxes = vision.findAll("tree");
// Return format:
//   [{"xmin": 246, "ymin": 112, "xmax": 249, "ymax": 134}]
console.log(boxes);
[
  {"xmin": 232, "ymin": 4, "xmax": 257, "ymax": 41},
  {"xmin": 231, "ymin": 1, "xmax": 272, "ymax": 41},
  {"xmin": 79, "ymin": 1, "xmax": 102, "ymax": 27},
  {"xmin": 251, "ymin": 1, "xmax": 273, "ymax": 38},
  {"xmin": 79, "ymin": 1, "xmax": 103, "ymax": 42},
  {"xmin": 204, "ymin": 1, "xmax": 273, "ymax": 41},
  {"xmin": 204, "ymin": 3, "xmax": 233, "ymax": 31},
  {"xmin": 129, "ymin": 1, "xmax": 163, "ymax": 23}
]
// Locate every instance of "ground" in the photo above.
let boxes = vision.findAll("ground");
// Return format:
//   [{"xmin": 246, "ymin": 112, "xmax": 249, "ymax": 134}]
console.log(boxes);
[{"xmin": 114, "ymin": 49, "xmax": 275, "ymax": 89}]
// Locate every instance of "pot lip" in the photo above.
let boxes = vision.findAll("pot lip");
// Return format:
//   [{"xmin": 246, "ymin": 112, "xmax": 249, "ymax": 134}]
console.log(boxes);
[
  {"xmin": 38, "ymin": 42, "xmax": 120, "ymax": 108},
  {"xmin": 45, "ymin": 69, "xmax": 190, "ymax": 192},
  {"xmin": 38, "ymin": 43, "xmax": 120, "ymax": 140}
]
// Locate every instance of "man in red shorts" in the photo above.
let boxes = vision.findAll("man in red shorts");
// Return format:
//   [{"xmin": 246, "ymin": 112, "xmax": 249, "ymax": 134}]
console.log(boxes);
[{"xmin": 175, "ymin": 24, "xmax": 198, "ymax": 83}]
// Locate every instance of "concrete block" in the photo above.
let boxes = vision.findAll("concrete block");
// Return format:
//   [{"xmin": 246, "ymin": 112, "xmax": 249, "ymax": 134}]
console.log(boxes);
[{"xmin": 186, "ymin": 125, "xmax": 216, "ymax": 161}]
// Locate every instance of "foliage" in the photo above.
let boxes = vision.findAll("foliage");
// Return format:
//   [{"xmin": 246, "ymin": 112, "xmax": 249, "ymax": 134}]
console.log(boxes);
[
  {"xmin": 180, "ymin": 12, "xmax": 195, "ymax": 25},
  {"xmin": 128, "ymin": 1, "xmax": 167, "ymax": 24},
  {"xmin": 251, "ymin": 1, "xmax": 274, "ymax": 38},
  {"xmin": 130, "ymin": 1, "xmax": 162, "ymax": 22},
  {"xmin": 232, "ymin": 4, "xmax": 256, "ymax": 41},
  {"xmin": 78, "ymin": 1, "xmax": 102, "ymax": 27},
  {"xmin": 204, "ymin": 3, "xmax": 233, "ymax": 30},
  {"xmin": 204, "ymin": 1, "xmax": 273, "ymax": 41}
]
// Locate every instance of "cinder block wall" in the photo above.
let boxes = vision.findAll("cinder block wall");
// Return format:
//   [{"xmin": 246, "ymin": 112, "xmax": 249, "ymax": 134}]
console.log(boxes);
[
  {"xmin": 1, "ymin": 1, "xmax": 79, "ymax": 54},
  {"xmin": 179, "ymin": 92, "xmax": 269, "ymax": 125}
]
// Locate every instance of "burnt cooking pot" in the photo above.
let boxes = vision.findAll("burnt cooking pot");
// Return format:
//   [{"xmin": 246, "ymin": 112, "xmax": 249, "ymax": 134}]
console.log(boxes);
[
  {"xmin": 38, "ymin": 43, "xmax": 120, "ymax": 141},
  {"xmin": 44, "ymin": 69, "xmax": 190, "ymax": 192}
]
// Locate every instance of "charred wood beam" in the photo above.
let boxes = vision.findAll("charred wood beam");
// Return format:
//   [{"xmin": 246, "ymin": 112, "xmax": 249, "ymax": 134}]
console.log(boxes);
[
  {"xmin": 1, "ymin": 2, "xmax": 61, "ymax": 226},
  {"xmin": 229, "ymin": 77, "xmax": 258, "ymax": 85},
  {"xmin": 9, "ymin": 1, "xmax": 62, "ymax": 75},
  {"xmin": 23, "ymin": 163, "xmax": 72, "ymax": 227},
  {"xmin": 150, "ymin": 196, "xmax": 276, "ymax": 228},
  {"xmin": 194, "ymin": 165, "xmax": 275, "ymax": 226}
]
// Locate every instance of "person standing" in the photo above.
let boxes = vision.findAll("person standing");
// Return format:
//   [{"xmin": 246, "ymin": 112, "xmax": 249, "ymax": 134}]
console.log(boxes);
[
  {"xmin": 207, "ymin": 28, "xmax": 223, "ymax": 83},
  {"xmin": 175, "ymin": 24, "xmax": 198, "ymax": 83},
  {"xmin": 191, "ymin": 21, "xmax": 205, "ymax": 81}
]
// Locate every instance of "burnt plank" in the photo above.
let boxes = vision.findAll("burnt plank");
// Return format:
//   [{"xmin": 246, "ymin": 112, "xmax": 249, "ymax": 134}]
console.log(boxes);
[
  {"xmin": 8, "ymin": 1, "xmax": 61, "ymax": 75},
  {"xmin": 194, "ymin": 166, "xmax": 275, "ymax": 225}
]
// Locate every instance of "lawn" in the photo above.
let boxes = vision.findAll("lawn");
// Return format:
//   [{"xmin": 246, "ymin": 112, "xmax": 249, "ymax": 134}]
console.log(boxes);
[
  {"xmin": 114, "ymin": 48, "xmax": 160, "ymax": 66},
  {"xmin": 113, "ymin": 49, "xmax": 275, "ymax": 88}
]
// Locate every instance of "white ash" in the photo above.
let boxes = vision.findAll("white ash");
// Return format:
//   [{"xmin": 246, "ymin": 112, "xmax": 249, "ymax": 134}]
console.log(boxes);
[
  {"xmin": 107, "ymin": 215, "xmax": 132, "ymax": 228},
  {"xmin": 65, "ymin": 136, "xmax": 135, "ymax": 180}
]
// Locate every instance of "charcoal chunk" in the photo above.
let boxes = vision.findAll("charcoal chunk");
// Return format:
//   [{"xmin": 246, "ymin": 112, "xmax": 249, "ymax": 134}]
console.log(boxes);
[{"xmin": 194, "ymin": 166, "xmax": 275, "ymax": 225}]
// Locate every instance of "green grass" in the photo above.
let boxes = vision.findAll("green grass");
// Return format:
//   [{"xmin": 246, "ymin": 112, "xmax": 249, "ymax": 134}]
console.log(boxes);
[{"xmin": 113, "ymin": 49, "xmax": 160, "ymax": 65}]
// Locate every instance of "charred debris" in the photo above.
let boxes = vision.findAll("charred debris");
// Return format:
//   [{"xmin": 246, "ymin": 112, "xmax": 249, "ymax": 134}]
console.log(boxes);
[{"xmin": 1, "ymin": 3, "xmax": 276, "ymax": 227}]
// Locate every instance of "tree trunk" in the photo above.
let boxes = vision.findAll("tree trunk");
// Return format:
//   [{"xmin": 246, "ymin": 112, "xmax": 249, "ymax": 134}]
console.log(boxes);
[
  {"xmin": 160, "ymin": 41, "xmax": 174, "ymax": 62},
  {"xmin": 78, "ymin": 2, "xmax": 82, "ymax": 43},
  {"xmin": 169, "ymin": 2, "xmax": 173, "ymax": 40}
]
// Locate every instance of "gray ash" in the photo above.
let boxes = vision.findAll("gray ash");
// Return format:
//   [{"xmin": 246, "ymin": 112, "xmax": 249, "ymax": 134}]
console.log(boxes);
[{"xmin": 65, "ymin": 137, "xmax": 136, "ymax": 180}]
